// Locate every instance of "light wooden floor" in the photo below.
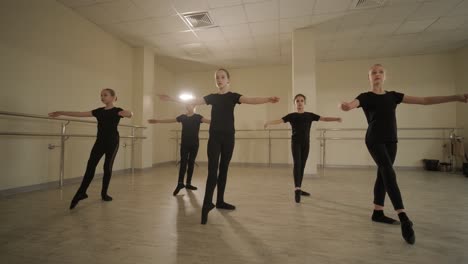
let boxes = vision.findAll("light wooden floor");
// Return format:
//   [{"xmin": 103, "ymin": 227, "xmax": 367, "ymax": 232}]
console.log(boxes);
[{"xmin": 1, "ymin": 165, "xmax": 468, "ymax": 264}]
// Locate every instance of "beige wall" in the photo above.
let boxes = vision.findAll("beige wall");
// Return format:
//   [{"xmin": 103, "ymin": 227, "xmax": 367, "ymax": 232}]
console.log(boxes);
[
  {"xmin": 133, "ymin": 47, "xmax": 155, "ymax": 169},
  {"xmin": 152, "ymin": 63, "xmax": 179, "ymax": 164},
  {"xmin": 455, "ymin": 46, "xmax": 468, "ymax": 149},
  {"xmin": 0, "ymin": 0, "xmax": 135, "ymax": 190},
  {"xmin": 454, "ymin": 46, "xmax": 468, "ymax": 167}
]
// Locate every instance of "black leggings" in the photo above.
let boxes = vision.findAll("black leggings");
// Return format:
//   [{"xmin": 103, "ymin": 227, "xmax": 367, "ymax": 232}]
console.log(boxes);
[
  {"xmin": 203, "ymin": 132, "xmax": 235, "ymax": 206},
  {"xmin": 291, "ymin": 142, "xmax": 310, "ymax": 188},
  {"xmin": 178, "ymin": 144, "xmax": 199, "ymax": 184},
  {"xmin": 366, "ymin": 143, "xmax": 404, "ymax": 210},
  {"xmin": 76, "ymin": 138, "xmax": 119, "ymax": 196}
]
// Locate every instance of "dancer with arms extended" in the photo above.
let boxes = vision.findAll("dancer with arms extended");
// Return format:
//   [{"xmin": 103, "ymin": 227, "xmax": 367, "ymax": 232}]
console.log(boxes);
[
  {"xmin": 148, "ymin": 104, "xmax": 210, "ymax": 195},
  {"xmin": 340, "ymin": 64, "xmax": 468, "ymax": 244},
  {"xmin": 265, "ymin": 93, "xmax": 341, "ymax": 203},
  {"xmin": 158, "ymin": 68, "xmax": 280, "ymax": 224},
  {"xmin": 49, "ymin": 88, "xmax": 133, "ymax": 210}
]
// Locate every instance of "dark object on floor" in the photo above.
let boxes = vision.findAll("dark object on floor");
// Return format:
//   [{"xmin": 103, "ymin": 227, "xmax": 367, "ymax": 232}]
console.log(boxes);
[
  {"xmin": 463, "ymin": 163, "xmax": 468, "ymax": 177},
  {"xmin": 439, "ymin": 162, "xmax": 452, "ymax": 172},
  {"xmin": 423, "ymin": 159, "xmax": 439, "ymax": 171}
]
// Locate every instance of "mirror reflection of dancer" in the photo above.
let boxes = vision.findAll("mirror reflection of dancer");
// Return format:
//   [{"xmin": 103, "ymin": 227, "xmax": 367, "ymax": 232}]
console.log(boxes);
[
  {"xmin": 340, "ymin": 64, "xmax": 468, "ymax": 244},
  {"xmin": 49, "ymin": 88, "xmax": 133, "ymax": 210},
  {"xmin": 148, "ymin": 104, "xmax": 210, "ymax": 195},
  {"xmin": 264, "ymin": 94, "xmax": 341, "ymax": 203},
  {"xmin": 158, "ymin": 68, "xmax": 280, "ymax": 224}
]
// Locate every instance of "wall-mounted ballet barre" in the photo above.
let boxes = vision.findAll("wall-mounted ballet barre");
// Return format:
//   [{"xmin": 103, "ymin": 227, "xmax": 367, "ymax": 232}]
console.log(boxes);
[
  {"xmin": 171, "ymin": 127, "xmax": 463, "ymax": 168},
  {"xmin": 0, "ymin": 111, "xmax": 146, "ymax": 187},
  {"xmin": 170, "ymin": 129, "xmax": 291, "ymax": 166},
  {"xmin": 316, "ymin": 127, "xmax": 463, "ymax": 170}
]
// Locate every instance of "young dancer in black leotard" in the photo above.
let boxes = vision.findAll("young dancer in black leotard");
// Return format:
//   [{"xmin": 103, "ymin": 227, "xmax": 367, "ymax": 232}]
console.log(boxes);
[
  {"xmin": 340, "ymin": 64, "xmax": 468, "ymax": 244},
  {"xmin": 49, "ymin": 88, "xmax": 133, "ymax": 209},
  {"xmin": 148, "ymin": 104, "xmax": 210, "ymax": 195},
  {"xmin": 158, "ymin": 68, "xmax": 280, "ymax": 224},
  {"xmin": 265, "ymin": 94, "xmax": 341, "ymax": 203}
]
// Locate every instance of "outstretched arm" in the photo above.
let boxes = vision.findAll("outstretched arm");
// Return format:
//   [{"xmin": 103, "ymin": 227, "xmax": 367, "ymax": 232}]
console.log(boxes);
[
  {"xmin": 48, "ymin": 111, "xmax": 93, "ymax": 118},
  {"xmin": 201, "ymin": 118, "xmax": 211, "ymax": 124},
  {"xmin": 157, "ymin": 94, "xmax": 206, "ymax": 106},
  {"xmin": 239, "ymin": 96, "xmax": 280, "ymax": 105},
  {"xmin": 148, "ymin": 118, "xmax": 177, "ymax": 124},
  {"xmin": 340, "ymin": 99, "xmax": 360, "ymax": 112},
  {"xmin": 118, "ymin": 110, "xmax": 133, "ymax": 118},
  {"xmin": 402, "ymin": 94, "xmax": 468, "ymax": 105},
  {"xmin": 264, "ymin": 119, "xmax": 284, "ymax": 129},
  {"xmin": 320, "ymin": 117, "xmax": 342, "ymax": 122}
]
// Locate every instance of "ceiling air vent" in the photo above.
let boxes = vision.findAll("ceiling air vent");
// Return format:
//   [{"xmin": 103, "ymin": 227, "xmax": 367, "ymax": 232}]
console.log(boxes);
[
  {"xmin": 352, "ymin": 0, "xmax": 386, "ymax": 9},
  {"xmin": 182, "ymin": 12, "xmax": 215, "ymax": 29}
]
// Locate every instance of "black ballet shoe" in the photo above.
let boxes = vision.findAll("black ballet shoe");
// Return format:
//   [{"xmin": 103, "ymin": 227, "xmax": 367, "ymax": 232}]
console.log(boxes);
[
  {"xmin": 216, "ymin": 201, "xmax": 236, "ymax": 210},
  {"xmin": 173, "ymin": 183, "xmax": 185, "ymax": 196},
  {"xmin": 295, "ymin": 190, "xmax": 301, "ymax": 203},
  {"xmin": 69, "ymin": 193, "xmax": 88, "ymax": 210},
  {"xmin": 401, "ymin": 220, "xmax": 416, "ymax": 244},
  {"xmin": 201, "ymin": 203, "xmax": 215, "ymax": 225},
  {"xmin": 398, "ymin": 212, "xmax": 415, "ymax": 245},
  {"xmin": 101, "ymin": 194, "xmax": 113, "ymax": 202},
  {"xmin": 372, "ymin": 210, "xmax": 400, "ymax": 225},
  {"xmin": 185, "ymin": 184, "xmax": 197, "ymax": 191},
  {"xmin": 300, "ymin": 190, "xmax": 311, "ymax": 196}
]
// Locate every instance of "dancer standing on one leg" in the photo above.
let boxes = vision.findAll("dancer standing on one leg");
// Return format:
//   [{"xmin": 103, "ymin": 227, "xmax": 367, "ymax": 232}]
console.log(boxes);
[
  {"xmin": 158, "ymin": 68, "xmax": 280, "ymax": 224},
  {"xmin": 148, "ymin": 104, "xmax": 210, "ymax": 195},
  {"xmin": 264, "ymin": 94, "xmax": 341, "ymax": 203},
  {"xmin": 340, "ymin": 63, "xmax": 468, "ymax": 244},
  {"xmin": 49, "ymin": 88, "xmax": 133, "ymax": 210}
]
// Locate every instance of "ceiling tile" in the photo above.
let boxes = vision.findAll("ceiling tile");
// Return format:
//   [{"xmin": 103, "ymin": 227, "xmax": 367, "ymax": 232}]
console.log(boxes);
[
  {"xmin": 394, "ymin": 18, "xmax": 437, "ymax": 34},
  {"xmin": 221, "ymin": 24, "xmax": 252, "ymax": 39},
  {"xmin": 173, "ymin": 0, "xmax": 209, "ymax": 13},
  {"xmin": 228, "ymin": 38, "xmax": 256, "ymax": 50},
  {"xmin": 280, "ymin": 16, "xmax": 312, "ymax": 33},
  {"xmin": 74, "ymin": 4, "xmax": 120, "ymax": 24},
  {"xmin": 256, "ymin": 47, "xmax": 280, "ymax": 58},
  {"xmin": 447, "ymin": 0, "xmax": 468, "ymax": 16},
  {"xmin": 113, "ymin": 15, "xmax": 188, "ymax": 36},
  {"xmin": 231, "ymin": 48, "xmax": 258, "ymax": 59},
  {"xmin": 254, "ymin": 35, "xmax": 280, "ymax": 50},
  {"xmin": 373, "ymin": 4, "xmax": 420, "ymax": 24},
  {"xmin": 364, "ymin": 22, "xmax": 401, "ymax": 36},
  {"xmin": 204, "ymin": 39, "xmax": 231, "ymax": 49},
  {"xmin": 58, "ymin": 0, "xmax": 100, "ymax": 8},
  {"xmin": 338, "ymin": 10, "xmax": 379, "ymax": 30},
  {"xmin": 334, "ymin": 27, "xmax": 365, "ymax": 39},
  {"xmin": 410, "ymin": 0, "xmax": 463, "ymax": 20},
  {"xmin": 149, "ymin": 31, "xmax": 200, "ymax": 47},
  {"xmin": 194, "ymin": 27, "xmax": 226, "ymax": 41},
  {"xmin": 280, "ymin": 0, "xmax": 317, "ymax": 19},
  {"xmin": 132, "ymin": 0, "xmax": 176, "ymax": 18},
  {"xmin": 249, "ymin": 20, "xmax": 280, "ymax": 36},
  {"xmin": 425, "ymin": 16, "xmax": 468, "ymax": 32},
  {"xmin": 105, "ymin": 0, "xmax": 151, "ymax": 22},
  {"xmin": 245, "ymin": 0, "xmax": 280, "ymax": 22},
  {"xmin": 207, "ymin": 0, "xmax": 243, "ymax": 8},
  {"xmin": 210, "ymin": 5, "xmax": 248, "ymax": 25},
  {"xmin": 314, "ymin": 0, "xmax": 352, "ymax": 14},
  {"xmin": 242, "ymin": 0, "xmax": 266, "ymax": 3}
]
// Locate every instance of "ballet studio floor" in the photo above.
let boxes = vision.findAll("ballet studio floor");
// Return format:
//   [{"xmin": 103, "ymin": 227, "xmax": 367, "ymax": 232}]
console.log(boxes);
[{"xmin": 1, "ymin": 165, "xmax": 468, "ymax": 264}]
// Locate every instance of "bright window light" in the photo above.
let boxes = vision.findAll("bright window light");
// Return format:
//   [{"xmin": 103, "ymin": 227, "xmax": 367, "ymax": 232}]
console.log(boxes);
[{"xmin": 179, "ymin": 93, "xmax": 194, "ymax": 101}]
